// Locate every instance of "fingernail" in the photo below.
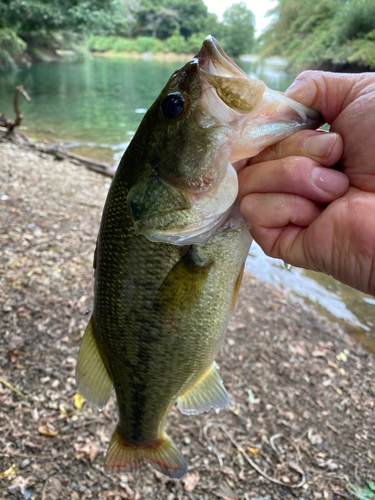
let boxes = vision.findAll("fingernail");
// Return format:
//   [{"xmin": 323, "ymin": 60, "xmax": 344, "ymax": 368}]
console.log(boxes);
[
  {"xmin": 312, "ymin": 167, "xmax": 347, "ymax": 195},
  {"xmin": 303, "ymin": 133, "xmax": 338, "ymax": 158}
]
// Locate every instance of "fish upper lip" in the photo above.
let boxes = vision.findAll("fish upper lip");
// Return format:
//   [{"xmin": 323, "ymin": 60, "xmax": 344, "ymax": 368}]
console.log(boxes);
[{"xmin": 197, "ymin": 35, "xmax": 247, "ymax": 79}]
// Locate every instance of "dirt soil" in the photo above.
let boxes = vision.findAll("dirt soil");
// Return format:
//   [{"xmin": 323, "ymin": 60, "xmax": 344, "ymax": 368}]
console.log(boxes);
[{"xmin": 0, "ymin": 142, "xmax": 374, "ymax": 500}]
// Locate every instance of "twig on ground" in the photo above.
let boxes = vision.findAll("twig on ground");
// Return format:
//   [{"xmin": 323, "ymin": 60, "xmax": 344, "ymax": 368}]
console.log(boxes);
[
  {"xmin": 203, "ymin": 422, "xmax": 306, "ymax": 489},
  {"xmin": 0, "ymin": 378, "xmax": 26, "ymax": 399}
]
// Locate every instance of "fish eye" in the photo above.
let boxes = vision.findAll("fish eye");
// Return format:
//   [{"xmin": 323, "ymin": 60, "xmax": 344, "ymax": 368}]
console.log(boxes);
[{"xmin": 161, "ymin": 93, "xmax": 185, "ymax": 120}]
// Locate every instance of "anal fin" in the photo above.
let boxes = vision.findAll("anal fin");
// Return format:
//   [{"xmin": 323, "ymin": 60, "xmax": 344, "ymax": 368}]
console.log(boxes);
[
  {"xmin": 178, "ymin": 363, "xmax": 229, "ymax": 415},
  {"xmin": 76, "ymin": 317, "xmax": 113, "ymax": 410},
  {"xmin": 105, "ymin": 428, "xmax": 187, "ymax": 479}
]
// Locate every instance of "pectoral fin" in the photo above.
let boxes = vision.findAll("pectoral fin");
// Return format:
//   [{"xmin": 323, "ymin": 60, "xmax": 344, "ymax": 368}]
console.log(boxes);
[
  {"xmin": 178, "ymin": 363, "xmax": 229, "ymax": 415},
  {"xmin": 231, "ymin": 262, "xmax": 245, "ymax": 314},
  {"xmin": 76, "ymin": 317, "xmax": 113, "ymax": 410},
  {"xmin": 155, "ymin": 247, "xmax": 212, "ymax": 317}
]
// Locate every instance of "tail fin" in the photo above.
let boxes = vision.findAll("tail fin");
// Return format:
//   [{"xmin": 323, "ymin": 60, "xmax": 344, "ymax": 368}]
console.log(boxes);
[{"xmin": 105, "ymin": 427, "xmax": 187, "ymax": 479}]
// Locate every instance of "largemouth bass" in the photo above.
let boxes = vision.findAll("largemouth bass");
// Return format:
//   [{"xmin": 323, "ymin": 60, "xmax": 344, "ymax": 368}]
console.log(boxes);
[{"xmin": 76, "ymin": 36, "xmax": 322, "ymax": 478}]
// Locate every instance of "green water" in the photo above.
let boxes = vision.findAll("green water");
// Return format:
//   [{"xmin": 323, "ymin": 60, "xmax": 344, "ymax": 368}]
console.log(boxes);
[
  {"xmin": 0, "ymin": 55, "xmax": 374, "ymax": 355},
  {"xmin": 0, "ymin": 56, "xmax": 190, "ymax": 162},
  {"xmin": 0, "ymin": 56, "xmax": 295, "ymax": 163}
]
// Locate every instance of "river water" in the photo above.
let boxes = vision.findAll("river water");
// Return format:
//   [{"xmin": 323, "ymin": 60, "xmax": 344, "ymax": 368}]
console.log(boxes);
[{"xmin": 0, "ymin": 55, "xmax": 374, "ymax": 355}]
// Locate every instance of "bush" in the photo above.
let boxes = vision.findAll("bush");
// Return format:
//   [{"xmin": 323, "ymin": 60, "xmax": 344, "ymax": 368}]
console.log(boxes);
[
  {"xmin": 87, "ymin": 35, "xmax": 117, "ymax": 52},
  {"xmin": 133, "ymin": 37, "xmax": 163, "ymax": 53},
  {"xmin": 0, "ymin": 28, "xmax": 27, "ymax": 70},
  {"xmin": 165, "ymin": 35, "xmax": 188, "ymax": 53},
  {"xmin": 112, "ymin": 37, "xmax": 136, "ymax": 52},
  {"xmin": 87, "ymin": 35, "xmax": 163, "ymax": 53},
  {"xmin": 348, "ymin": 32, "xmax": 375, "ymax": 69},
  {"xmin": 187, "ymin": 33, "xmax": 206, "ymax": 54}
]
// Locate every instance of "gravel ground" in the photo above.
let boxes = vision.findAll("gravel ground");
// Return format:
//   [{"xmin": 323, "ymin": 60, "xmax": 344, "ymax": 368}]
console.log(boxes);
[{"xmin": 0, "ymin": 142, "xmax": 374, "ymax": 500}]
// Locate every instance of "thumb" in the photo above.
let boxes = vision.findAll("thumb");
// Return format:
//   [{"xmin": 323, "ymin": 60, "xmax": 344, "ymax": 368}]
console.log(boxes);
[{"xmin": 285, "ymin": 70, "xmax": 371, "ymax": 125}]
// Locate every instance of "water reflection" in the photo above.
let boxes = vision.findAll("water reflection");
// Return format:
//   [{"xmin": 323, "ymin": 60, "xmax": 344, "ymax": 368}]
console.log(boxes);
[
  {"xmin": 246, "ymin": 243, "xmax": 375, "ymax": 356},
  {"xmin": 0, "ymin": 55, "xmax": 295, "ymax": 164}
]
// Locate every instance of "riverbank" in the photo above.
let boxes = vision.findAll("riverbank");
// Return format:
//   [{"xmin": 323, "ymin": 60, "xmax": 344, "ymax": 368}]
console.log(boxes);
[
  {"xmin": 91, "ymin": 50, "xmax": 194, "ymax": 62},
  {"xmin": 0, "ymin": 141, "xmax": 374, "ymax": 499}
]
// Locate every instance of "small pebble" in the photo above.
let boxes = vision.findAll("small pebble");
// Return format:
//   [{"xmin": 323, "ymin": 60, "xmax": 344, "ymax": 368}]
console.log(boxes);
[
  {"xmin": 46, "ymin": 478, "xmax": 62, "ymax": 500},
  {"xmin": 21, "ymin": 458, "xmax": 31, "ymax": 468},
  {"xmin": 327, "ymin": 462, "xmax": 338, "ymax": 471}
]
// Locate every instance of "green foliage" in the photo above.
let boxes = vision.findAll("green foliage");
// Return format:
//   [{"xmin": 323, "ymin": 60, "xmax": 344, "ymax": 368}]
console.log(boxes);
[
  {"xmin": 86, "ymin": 35, "xmax": 118, "ymax": 52},
  {"xmin": 348, "ymin": 480, "xmax": 375, "ymax": 500},
  {"xmin": 165, "ymin": 35, "xmax": 188, "ymax": 54},
  {"xmin": 0, "ymin": 0, "xmax": 256, "ymax": 69},
  {"xmin": 204, "ymin": 13, "xmax": 222, "ymax": 40},
  {"xmin": 167, "ymin": 0, "xmax": 208, "ymax": 39},
  {"xmin": 67, "ymin": 1, "xmax": 130, "ymax": 36},
  {"xmin": 87, "ymin": 35, "xmax": 163, "ymax": 53},
  {"xmin": 87, "ymin": 33, "xmax": 205, "ymax": 54},
  {"xmin": 221, "ymin": 2, "xmax": 255, "ymax": 57},
  {"xmin": 111, "ymin": 37, "xmax": 136, "ymax": 52},
  {"xmin": 334, "ymin": 0, "xmax": 375, "ymax": 43},
  {"xmin": 261, "ymin": 0, "xmax": 375, "ymax": 71},
  {"xmin": 133, "ymin": 36, "xmax": 163, "ymax": 53},
  {"xmin": 187, "ymin": 33, "xmax": 207, "ymax": 54},
  {"xmin": 0, "ymin": 0, "xmax": 129, "ymax": 36},
  {"xmin": 0, "ymin": 28, "xmax": 26, "ymax": 70}
]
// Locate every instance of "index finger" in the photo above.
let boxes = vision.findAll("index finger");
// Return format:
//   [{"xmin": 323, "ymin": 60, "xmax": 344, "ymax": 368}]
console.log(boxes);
[{"xmin": 284, "ymin": 70, "xmax": 373, "ymax": 124}]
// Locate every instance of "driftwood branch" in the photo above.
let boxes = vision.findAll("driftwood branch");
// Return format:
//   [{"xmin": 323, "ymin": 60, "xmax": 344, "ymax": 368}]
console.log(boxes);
[
  {"xmin": 0, "ymin": 86, "xmax": 116, "ymax": 178},
  {"xmin": 3, "ymin": 85, "xmax": 32, "ymax": 136},
  {"xmin": 34, "ymin": 144, "xmax": 116, "ymax": 177}
]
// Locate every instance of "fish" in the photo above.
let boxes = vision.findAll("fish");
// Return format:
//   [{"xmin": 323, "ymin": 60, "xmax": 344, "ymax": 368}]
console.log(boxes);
[{"xmin": 76, "ymin": 36, "xmax": 322, "ymax": 479}]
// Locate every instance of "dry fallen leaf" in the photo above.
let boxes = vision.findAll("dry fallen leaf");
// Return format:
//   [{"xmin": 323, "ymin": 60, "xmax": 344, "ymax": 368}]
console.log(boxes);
[
  {"xmin": 0, "ymin": 464, "xmax": 16, "ymax": 479},
  {"xmin": 312, "ymin": 351, "xmax": 326, "ymax": 358},
  {"xmin": 182, "ymin": 472, "xmax": 200, "ymax": 492},
  {"xmin": 89, "ymin": 442, "xmax": 98, "ymax": 462},
  {"xmin": 336, "ymin": 352, "xmax": 348, "ymax": 362},
  {"xmin": 74, "ymin": 393, "xmax": 84, "ymax": 409},
  {"xmin": 38, "ymin": 424, "xmax": 59, "ymax": 437}
]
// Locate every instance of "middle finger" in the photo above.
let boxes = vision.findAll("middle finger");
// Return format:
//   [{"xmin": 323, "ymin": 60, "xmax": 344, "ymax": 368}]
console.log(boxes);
[
  {"xmin": 250, "ymin": 130, "xmax": 343, "ymax": 167},
  {"xmin": 238, "ymin": 156, "xmax": 349, "ymax": 204}
]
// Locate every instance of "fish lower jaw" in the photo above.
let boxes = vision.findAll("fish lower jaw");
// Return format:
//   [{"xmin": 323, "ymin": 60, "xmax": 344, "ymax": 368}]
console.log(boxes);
[
  {"xmin": 138, "ymin": 208, "xmax": 232, "ymax": 246},
  {"xmin": 134, "ymin": 162, "xmax": 238, "ymax": 246}
]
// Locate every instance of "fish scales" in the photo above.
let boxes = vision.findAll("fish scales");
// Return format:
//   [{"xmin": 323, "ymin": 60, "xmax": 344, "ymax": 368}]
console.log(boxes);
[
  {"xmin": 94, "ymin": 160, "xmax": 250, "ymax": 442},
  {"xmin": 76, "ymin": 36, "xmax": 323, "ymax": 478}
]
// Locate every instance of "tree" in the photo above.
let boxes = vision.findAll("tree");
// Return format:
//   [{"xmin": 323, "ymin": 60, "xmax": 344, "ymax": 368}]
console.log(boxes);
[
  {"xmin": 221, "ymin": 2, "xmax": 255, "ymax": 57},
  {"xmin": 260, "ymin": 0, "xmax": 375, "ymax": 72},
  {"xmin": 0, "ymin": 0, "xmax": 130, "ymax": 37},
  {"xmin": 168, "ymin": 0, "xmax": 208, "ymax": 39}
]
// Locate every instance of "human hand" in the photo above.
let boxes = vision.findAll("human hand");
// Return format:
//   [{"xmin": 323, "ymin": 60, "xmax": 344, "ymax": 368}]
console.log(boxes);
[{"xmin": 237, "ymin": 71, "xmax": 375, "ymax": 296}]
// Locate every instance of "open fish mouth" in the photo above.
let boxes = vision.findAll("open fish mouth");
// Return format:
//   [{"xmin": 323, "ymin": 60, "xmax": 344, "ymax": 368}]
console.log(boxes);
[
  {"xmin": 197, "ymin": 35, "xmax": 249, "ymax": 79},
  {"xmin": 128, "ymin": 36, "xmax": 324, "ymax": 247},
  {"xmin": 131, "ymin": 162, "xmax": 238, "ymax": 246}
]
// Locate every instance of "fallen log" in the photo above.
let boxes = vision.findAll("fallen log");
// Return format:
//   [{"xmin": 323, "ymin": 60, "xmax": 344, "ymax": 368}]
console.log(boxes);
[
  {"xmin": 34, "ymin": 143, "xmax": 116, "ymax": 177},
  {"xmin": 1, "ymin": 86, "xmax": 116, "ymax": 178}
]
